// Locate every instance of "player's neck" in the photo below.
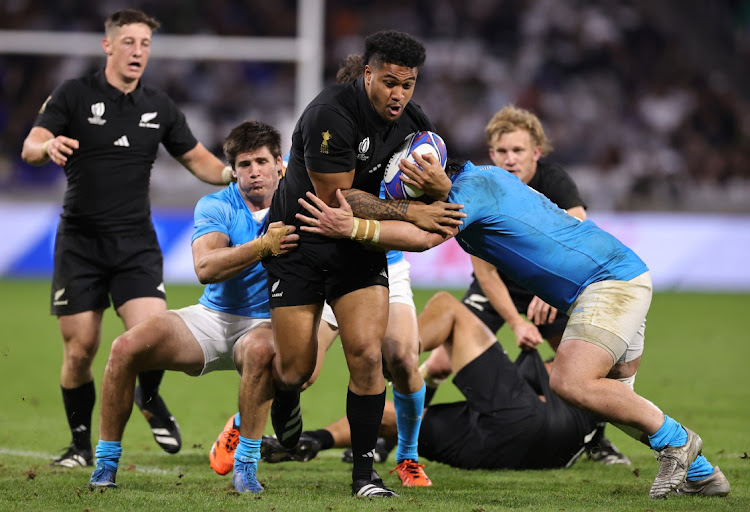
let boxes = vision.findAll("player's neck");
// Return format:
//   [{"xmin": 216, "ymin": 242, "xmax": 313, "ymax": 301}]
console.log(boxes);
[{"xmin": 104, "ymin": 67, "xmax": 139, "ymax": 95}]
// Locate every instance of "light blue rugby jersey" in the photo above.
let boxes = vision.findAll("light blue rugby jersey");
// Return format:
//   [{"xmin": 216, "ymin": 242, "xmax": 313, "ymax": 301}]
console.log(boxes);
[
  {"xmin": 448, "ymin": 161, "xmax": 648, "ymax": 311},
  {"xmin": 284, "ymin": 152, "xmax": 403, "ymax": 265},
  {"xmin": 192, "ymin": 183, "xmax": 270, "ymax": 318}
]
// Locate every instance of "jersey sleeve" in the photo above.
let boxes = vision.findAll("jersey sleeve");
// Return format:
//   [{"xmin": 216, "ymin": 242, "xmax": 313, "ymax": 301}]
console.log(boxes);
[
  {"xmin": 539, "ymin": 164, "xmax": 587, "ymax": 211},
  {"xmin": 300, "ymin": 104, "xmax": 357, "ymax": 174},
  {"xmin": 161, "ymin": 95, "xmax": 199, "ymax": 158},
  {"xmin": 34, "ymin": 81, "xmax": 74, "ymax": 136},
  {"xmin": 192, "ymin": 193, "xmax": 231, "ymax": 242}
]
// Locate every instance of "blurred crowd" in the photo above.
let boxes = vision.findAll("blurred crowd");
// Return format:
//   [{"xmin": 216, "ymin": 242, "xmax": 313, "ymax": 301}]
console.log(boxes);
[{"xmin": 2, "ymin": 0, "xmax": 749, "ymax": 211}]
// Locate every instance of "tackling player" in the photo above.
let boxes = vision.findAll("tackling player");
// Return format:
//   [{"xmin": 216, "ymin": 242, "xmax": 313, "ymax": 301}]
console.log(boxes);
[
  {"xmin": 296, "ymin": 158, "xmax": 729, "ymax": 499},
  {"xmin": 86, "ymin": 120, "xmax": 297, "ymax": 492}
]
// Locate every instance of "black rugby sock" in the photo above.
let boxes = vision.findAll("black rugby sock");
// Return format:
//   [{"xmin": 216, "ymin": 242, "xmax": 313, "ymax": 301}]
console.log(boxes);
[
  {"xmin": 137, "ymin": 369, "xmax": 165, "ymax": 404},
  {"xmin": 61, "ymin": 380, "xmax": 95, "ymax": 450},
  {"xmin": 347, "ymin": 388, "xmax": 386, "ymax": 482},
  {"xmin": 307, "ymin": 429, "xmax": 335, "ymax": 450}
]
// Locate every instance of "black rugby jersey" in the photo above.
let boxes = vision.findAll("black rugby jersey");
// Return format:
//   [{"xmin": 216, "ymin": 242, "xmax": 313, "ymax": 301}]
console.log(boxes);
[
  {"xmin": 35, "ymin": 69, "xmax": 198, "ymax": 233},
  {"xmin": 269, "ymin": 77, "xmax": 434, "ymax": 228}
]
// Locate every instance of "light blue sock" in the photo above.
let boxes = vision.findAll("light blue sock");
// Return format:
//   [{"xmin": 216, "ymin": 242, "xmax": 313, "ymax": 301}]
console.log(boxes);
[
  {"xmin": 94, "ymin": 440, "xmax": 122, "ymax": 470},
  {"xmin": 648, "ymin": 415, "xmax": 687, "ymax": 451},
  {"xmin": 686, "ymin": 455, "xmax": 713, "ymax": 481},
  {"xmin": 234, "ymin": 412, "xmax": 241, "ymax": 428},
  {"xmin": 234, "ymin": 435, "xmax": 261, "ymax": 465},
  {"xmin": 393, "ymin": 383, "xmax": 426, "ymax": 462}
]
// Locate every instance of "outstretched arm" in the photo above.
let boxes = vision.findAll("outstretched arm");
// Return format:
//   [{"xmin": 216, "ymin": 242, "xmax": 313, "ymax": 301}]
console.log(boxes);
[
  {"xmin": 471, "ymin": 255, "xmax": 544, "ymax": 351},
  {"xmin": 296, "ymin": 189, "xmax": 456, "ymax": 252},
  {"xmin": 342, "ymin": 188, "xmax": 465, "ymax": 237},
  {"xmin": 177, "ymin": 143, "xmax": 233, "ymax": 186}
]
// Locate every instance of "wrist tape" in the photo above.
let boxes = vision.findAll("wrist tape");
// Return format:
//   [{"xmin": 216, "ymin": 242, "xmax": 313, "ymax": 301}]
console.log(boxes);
[{"xmin": 350, "ymin": 218, "xmax": 380, "ymax": 244}]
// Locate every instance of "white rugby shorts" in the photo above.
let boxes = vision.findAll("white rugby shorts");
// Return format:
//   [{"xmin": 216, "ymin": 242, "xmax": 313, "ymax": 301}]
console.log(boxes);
[
  {"xmin": 173, "ymin": 304, "xmax": 270, "ymax": 375},
  {"xmin": 561, "ymin": 271, "xmax": 652, "ymax": 364}
]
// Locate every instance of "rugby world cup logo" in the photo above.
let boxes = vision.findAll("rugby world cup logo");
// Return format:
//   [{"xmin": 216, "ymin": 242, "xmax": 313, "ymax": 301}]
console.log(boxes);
[
  {"xmin": 87, "ymin": 102, "xmax": 106, "ymax": 125},
  {"xmin": 357, "ymin": 137, "xmax": 370, "ymax": 161}
]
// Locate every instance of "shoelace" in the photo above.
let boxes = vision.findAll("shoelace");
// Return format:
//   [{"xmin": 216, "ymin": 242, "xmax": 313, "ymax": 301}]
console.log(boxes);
[
  {"xmin": 223, "ymin": 429, "xmax": 240, "ymax": 451},
  {"xmin": 391, "ymin": 460, "xmax": 426, "ymax": 478}
]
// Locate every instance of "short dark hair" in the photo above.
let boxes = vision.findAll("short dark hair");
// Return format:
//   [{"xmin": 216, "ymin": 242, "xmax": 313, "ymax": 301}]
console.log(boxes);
[
  {"xmin": 105, "ymin": 9, "xmax": 160, "ymax": 35},
  {"xmin": 363, "ymin": 30, "xmax": 426, "ymax": 70},
  {"xmin": 223, "ymin": 120, "xmax": 281, "ymax": 168},
  {"xmin": 445, "ymin": 158, "xmax": 467, "ymax": 179}
]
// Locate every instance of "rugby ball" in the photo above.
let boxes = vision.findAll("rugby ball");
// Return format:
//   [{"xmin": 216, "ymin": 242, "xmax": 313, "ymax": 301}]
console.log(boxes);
[{"xmin": 383, "ymin": 131, "xmax": 448, "ymax": 200}]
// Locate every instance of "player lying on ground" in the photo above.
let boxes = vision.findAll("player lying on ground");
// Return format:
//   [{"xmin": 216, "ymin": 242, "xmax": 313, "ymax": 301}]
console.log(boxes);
[
  {"xmin": 295, "ymin": 156, "xmax": 731, "ymax": 499},
  {"xmin": 87, "ymin": 121, "xmax": 297, "ymax": 492}
]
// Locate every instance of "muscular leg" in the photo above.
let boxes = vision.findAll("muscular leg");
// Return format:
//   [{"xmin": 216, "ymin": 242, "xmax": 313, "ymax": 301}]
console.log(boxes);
[
  {"xmin": 381, "ymin": 302, "xmax": 426, "ymax": 468},
  {"xmin": 270, "ymin": 304, "xmax": 321, "ymax": 389},
  {"xmin": 99, "ymin": 312, "xmax": 204, "ymax": 442},
  {"xmin": 57, "ymin": 310, "xmax": 104, "ymax": 457},
  {"xmin": 230, "ymin": 324, "xmax": 277, "ymax": 493},
  {"xmin": 549, "ymin": 340, "xmax": 663, "ymax": 435},
  {"xmin": 333, "ymin": 285, "xmax": 388, "ymax": 483}
]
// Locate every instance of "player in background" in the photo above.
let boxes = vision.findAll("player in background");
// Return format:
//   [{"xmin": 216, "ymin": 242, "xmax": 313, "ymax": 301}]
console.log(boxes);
[
  {"xmin": 261, "ymin": 30, "xmax": 463, "ymax": 497},
  {"xmin": 444, "ymin": 105, "xmax": 629, "ymax": 465},
  {"xmin": 87, "ymin": 120, "xmax": 297, "ymax": 491},
  {"xmin": 20, "ymin": 8, "xmax": 234, "ymax": 468},
  {"xmin": 295, "ymin": 156, "xmax": 729, "ymax": 499}
]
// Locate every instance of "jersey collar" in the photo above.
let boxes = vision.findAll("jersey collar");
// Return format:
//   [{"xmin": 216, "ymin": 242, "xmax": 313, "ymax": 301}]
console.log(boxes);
[{"xmin": 95, "ymin": 68, "xmax": 144, "ymax": 104}]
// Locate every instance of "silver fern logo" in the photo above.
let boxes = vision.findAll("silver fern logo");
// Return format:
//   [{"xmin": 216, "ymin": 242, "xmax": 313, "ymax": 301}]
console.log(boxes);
[
  {"xmin": 139, "ymin": 111, "xmax": 160, "ymax": 129},
  {"xmin": 87, "ymin": 102, "xmax": 106, "ymax": 125}
]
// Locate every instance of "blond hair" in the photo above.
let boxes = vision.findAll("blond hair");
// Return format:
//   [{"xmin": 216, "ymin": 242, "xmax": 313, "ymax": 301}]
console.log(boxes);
[{"xmin": 485, "ymin": 105, "xmax": 552, "ymax": 157}]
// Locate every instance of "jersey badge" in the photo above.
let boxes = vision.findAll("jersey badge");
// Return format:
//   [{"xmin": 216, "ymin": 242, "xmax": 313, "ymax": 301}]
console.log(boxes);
[
  {"xmin": 113, "ymin": 135, "xmax": 130, "ymax": 147},
  {"xmin": 139, "ymin": 112, "xmax": 160, "ymax": 129},
  {"xmin": 357, "ymin": 137, "xmax": 370, "ymax": 161},
  {"xmin": 87, "ymin": 102, "xmax": 107, "ymax": 125},
  {"xmin": 53, "ymin": 288, "xmax": 68, "ymax": 306},
  {"xmin": 320, "ymin": 130, "xmax": 331, "ymax": 154}
]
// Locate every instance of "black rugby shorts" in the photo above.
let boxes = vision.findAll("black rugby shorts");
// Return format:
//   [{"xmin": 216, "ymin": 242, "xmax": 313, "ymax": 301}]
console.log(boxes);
[
  {"xmin": 50, "ymin": 228, "xmax": 165, "ymax": 315},
  {"xmin": 263, "ymin": 237, "xmax": 388, "ymax": 308}
]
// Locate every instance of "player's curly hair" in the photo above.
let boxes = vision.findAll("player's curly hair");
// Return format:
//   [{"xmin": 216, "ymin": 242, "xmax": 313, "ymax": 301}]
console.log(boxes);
[
  {"xmin": 223, "ymin": 120, "xmax": 281, "ymax": 169},
  {"xmin": 485, "ymin": 105, "xmax": 553, "ymax": 157},
  {"xmin": 105, "ymin": 9, "xmax": 160, "ymax": 35},
  {"xmin": 363, "ymin": 30, "xmax": 426, "ymax": 69},
  {"xmin": 336, "ymin": 54, "xmax": 365, "ymax": 83}
]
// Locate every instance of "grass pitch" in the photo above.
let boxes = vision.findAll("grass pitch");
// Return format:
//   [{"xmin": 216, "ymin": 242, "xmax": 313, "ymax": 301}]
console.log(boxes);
[{"xmin": 0, "ymin": 280, "xmax": 748, "ymax": 511}]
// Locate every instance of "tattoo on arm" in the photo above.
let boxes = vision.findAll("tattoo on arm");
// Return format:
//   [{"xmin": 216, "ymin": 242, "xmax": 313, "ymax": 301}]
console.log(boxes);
[{"xmin": 343, "ymin": 189, "xmax": 410, "ymax": 220}]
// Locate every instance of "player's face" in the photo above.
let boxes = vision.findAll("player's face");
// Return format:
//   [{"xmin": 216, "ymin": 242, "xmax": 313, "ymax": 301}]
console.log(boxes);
[
  {"xmin": 234, "ymin": 147, "xmax": 282, "ymax": 207},
  {"xmin": 364, "ymin": 63, "xmax": 418, "ymax": 123},
  {"xmin": 488, "ymin": 130, "xmax": 542, "ymax": 184},
  {"xmin": 103, "ymin": 23, "xmax": 153, "ymax": 84}
]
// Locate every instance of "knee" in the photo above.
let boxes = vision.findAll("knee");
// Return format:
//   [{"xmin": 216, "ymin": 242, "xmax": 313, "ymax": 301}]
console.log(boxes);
[
  {"xmin": 273, "ymin": 352, "xmax": 314, "ymax": 390},
  {"xmin": 549, "ymin": 368, "xmax": 587, "ymax": 409},
  {"xmin": 383, "ymin": 340, "xmax": 419, "ymax": 380},
  {"xmin": 107, "ymin": 333, "xmax": 141, "ymax": 370}
]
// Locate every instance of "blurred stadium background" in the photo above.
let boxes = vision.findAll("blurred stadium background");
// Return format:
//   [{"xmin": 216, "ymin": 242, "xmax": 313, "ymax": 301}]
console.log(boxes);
[{"xmin": 1, "ymin": 0, "xmax": 749, "ymax": 290}]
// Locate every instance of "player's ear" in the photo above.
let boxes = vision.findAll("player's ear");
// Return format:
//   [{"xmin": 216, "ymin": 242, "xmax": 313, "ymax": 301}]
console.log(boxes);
[{"xmin": 102, "ymin": 38, "xmax": 112, "ymax": 56}]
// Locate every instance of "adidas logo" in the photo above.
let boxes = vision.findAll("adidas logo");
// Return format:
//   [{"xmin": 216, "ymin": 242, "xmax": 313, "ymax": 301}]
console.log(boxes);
[{"xmin": 114, "ymin": 135, "xmax": 130, "ymax": 147}]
